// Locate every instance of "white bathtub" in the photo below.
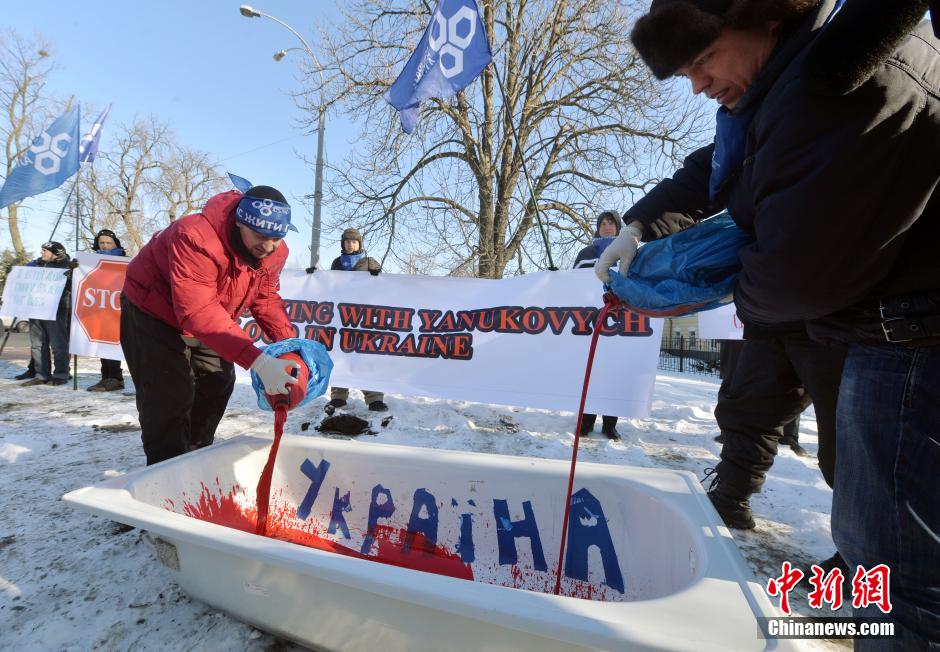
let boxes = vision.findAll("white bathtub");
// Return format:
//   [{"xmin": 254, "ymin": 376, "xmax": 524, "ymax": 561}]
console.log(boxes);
[{"xmin": 63, "ymin": 435, "xmax": 796, "ymax": 651}]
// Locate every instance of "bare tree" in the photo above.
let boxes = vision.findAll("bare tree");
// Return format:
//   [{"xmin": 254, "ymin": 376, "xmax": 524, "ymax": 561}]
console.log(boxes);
[
  {"xmin": 0, "ymin": 31, "xmax": 55, "ymax": 259},
  {"xmin": 150, "ymin": 147, "xmax": 226, "ymax": 224},
  {"xmin": 93, "ymin": 118, "xmax": 169, "ymax": 252},
  {"xmin": 305, "ymin": 0, "xmax": 707, "ymax": 278}
]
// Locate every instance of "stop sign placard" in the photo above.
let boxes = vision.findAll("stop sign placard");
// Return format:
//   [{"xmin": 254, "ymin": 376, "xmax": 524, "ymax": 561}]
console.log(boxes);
[{"xmin": 74, "ymin": 259, "xmax": 128, "ymax": 344}]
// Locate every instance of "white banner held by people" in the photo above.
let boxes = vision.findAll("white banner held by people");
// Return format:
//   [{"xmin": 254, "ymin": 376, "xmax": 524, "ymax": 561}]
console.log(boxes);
[
  {"xmin": 69, "ymin": 252, "xmax": 130, "ymax": 360},
  {"xmin": 242, "ymin": 269, "xmax": 663, "ymax": 417},
  {"xmin": 696, "ymin": 302, "xmax": 743, "ymax": 340},
  {"xmin": 0, "ymin": 266, "xmax": 68, "ymax": 321}
]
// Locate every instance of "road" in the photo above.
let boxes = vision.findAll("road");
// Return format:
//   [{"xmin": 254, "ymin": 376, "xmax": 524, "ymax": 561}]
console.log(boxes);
[{"xmin": 0, "ymin": 331, "xmax": 31, "ymax": 360}]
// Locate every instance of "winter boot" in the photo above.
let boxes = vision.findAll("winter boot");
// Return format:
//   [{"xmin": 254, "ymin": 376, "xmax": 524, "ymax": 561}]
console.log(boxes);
[
  {"xmin": 88, "ymin": 378, "xmax": 124, "ymax": 392},
  {"xmin": 368, "ymin": 400, "xmax": 389, "ymax": 412},
  {"xmin": 703, "ymin": 468, "xmax": 756, "ymax": 530},
  {"xmin": 324, "ymin": 398, "xmax": 347, "ymax": 415},
  {"xmin": 814, "ymin": 551, "xmax": 852, "ymax": 594},
  {"xmin": 780, "ymin": 435, "xmax": 809, "ymax": 457},
  {"xmin": 22, "ymin": 377, "xmax": 49, "ymax": 387},
  {"xmin": 818, "ymin": 551, "xmax": 850, "ymax": 576},
  {"xmin": 602, "ymin": 424, "xmax": 621, "ymax": 440},
  {"xmin": 14, "ymin": 369, "xmax": 35, "ymax": 380},
  {"xmin": 48, "ymin": 378, "xmax": 69, "ymax": 386}
]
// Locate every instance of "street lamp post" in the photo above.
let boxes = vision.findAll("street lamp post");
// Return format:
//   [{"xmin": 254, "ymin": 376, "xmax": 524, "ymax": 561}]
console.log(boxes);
[{"xmin": 240, "ymin": 4, "xmax": 325, "ymax": 270}]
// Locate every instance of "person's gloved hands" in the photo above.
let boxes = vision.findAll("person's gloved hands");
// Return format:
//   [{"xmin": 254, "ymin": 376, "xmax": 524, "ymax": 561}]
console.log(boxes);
[
  {"xmin": 250, "ymin": 353, "xmax": 300, "ymax": 395},
  {"xmin": 68, "ymin": 258, "xmax": 80, "ymax": 269},
  {"xmin": 595, "ymin": 221, "xmax": 644, "ymax": 284},
  {"xmin": 368, "ymin": 261, "xmax": 381, "ymax": 276},
  {"xmin": 305, "ymin": 266, "xmax": 316, "ymax": 274}
]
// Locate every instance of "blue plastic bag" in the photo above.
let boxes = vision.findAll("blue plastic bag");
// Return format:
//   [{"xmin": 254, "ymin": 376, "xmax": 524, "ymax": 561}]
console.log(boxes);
[
  {"xmin": 250, "ymin": 338, "xmax": 334, "ymax": 412},
  {"xmin": 607, "ymin": 212, "xmax": 753, "ymax": 317}
]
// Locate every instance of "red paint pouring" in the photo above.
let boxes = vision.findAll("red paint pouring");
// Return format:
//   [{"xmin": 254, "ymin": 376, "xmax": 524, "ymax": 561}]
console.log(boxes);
[
  {"xmin": 255, "ymin": 406, "xmax": 287, "ymax": 536},
  {"xmin": 255, "ymin": 351, "xmax": 310, "ymax": 536}
]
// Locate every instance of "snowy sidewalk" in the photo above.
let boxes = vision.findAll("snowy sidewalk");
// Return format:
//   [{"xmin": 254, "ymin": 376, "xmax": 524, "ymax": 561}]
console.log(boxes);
[{"xmin": 0, "ymin": 355, "xmax": 847, "ymax": 650}]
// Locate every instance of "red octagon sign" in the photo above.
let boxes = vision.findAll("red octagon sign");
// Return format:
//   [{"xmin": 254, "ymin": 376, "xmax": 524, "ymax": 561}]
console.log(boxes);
[{"xmin": 74, "ymin": 259, "xmax": 128, "ymax": 344}]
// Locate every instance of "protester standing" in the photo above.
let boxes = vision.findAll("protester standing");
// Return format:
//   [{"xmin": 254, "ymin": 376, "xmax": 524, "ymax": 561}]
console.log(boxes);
[
  {"xmin": 572, "ymin": 210, "xmax": 623, "ymax": 440},
  {"xmin": 86, "ymin": 229, "xmax": 127, "ymax": 392},
  {"xmin": 121, "ymin": 185, "xmax": 300, "ymax": 465},
  {"xmin": 21, "ymin": 242, "xmax": 72, "ymax": 387},
  {"xmin": 323, "ymin": 227, "xmax": 387, "ymax": 412}
]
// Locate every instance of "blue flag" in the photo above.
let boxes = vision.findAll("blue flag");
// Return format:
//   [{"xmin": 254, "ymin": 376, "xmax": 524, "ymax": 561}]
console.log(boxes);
[
  {"xmin": 0, "ymin": 106, "xmax": 81, "ymax": 209},
  {"xmin": 79, "ymin": 105, "xmax": 111, "ymax": 163},
  {"xmin": 383, "ymin": 0, "xmax": 492, "ymax": 133}
]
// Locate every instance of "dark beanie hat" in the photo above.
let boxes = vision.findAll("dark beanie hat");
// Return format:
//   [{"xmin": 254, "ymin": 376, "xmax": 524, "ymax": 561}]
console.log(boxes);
[
  {"xmin": 244, "ymin": 185, "xmax": 287, "ymax": 204},
  {"xmin": 595, "ymin": 210, "xmax": 622, "ymax": 237},
  {"xmin": 41, "ymin": 241, "xmax": 67, "ymax": 258},
  {"xmin": 631, "ymin": 0, "xmax": 820, "ymax": 79},
  {"xmin": 94, "ymin": 228, "xmax": 123, "ymax": 251}
]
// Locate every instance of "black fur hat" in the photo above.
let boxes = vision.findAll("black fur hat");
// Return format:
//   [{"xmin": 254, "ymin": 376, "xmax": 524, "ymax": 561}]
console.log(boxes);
[{"xmin": 631, "ymin": 0, "xmax": 821, "ymax": 79}]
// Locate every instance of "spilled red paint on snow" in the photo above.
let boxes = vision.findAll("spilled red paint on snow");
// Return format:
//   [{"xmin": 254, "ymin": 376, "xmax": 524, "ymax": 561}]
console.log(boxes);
[{"xmin": 171, "ymin": 482, "xmax": 473, "ymax": 581}]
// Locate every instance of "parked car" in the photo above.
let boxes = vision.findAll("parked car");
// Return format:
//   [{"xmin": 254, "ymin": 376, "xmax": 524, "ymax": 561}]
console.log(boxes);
[{"xmin": 0, "ymin": 315, "xmax": 30, "ymax": 335}]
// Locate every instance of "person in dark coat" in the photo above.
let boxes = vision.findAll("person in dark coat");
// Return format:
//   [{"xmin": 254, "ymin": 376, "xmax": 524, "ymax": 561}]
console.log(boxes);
[
  {"xmin": 86, "ymin": 229, "xmax": 127, "ymax": 392},
  {"xmin": 324, "ymin": 227, "xmax": 387, "ymax": 412},
  {"xmin": 597, "ymin": 0, "xmax": 939, "ymax": 645},
  {"xmin": 572, "ymin": 210, "xmax": 622, "ymax": 440},
  {"xmin": 21, "ymin": 241, "xmax": 72, "ymax": 386}
]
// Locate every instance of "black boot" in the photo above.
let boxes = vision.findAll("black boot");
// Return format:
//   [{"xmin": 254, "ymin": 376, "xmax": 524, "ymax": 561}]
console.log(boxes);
[
  {"xmin": 601, "ymin": 416, "xmax": 620, "ymax": 440},
  {"xmin": 818, "ymin": 551, "xmax": 849, "ymax": 575},
  {"xmin": 14, "ymin": 369, "xmax": 36, "ymax": 380},
  {"xmin": 703, "ymin": 468, "xmax": 756, "ymax": 530},
  {"xmin": 780, "ymin": 435, "xmax": 809, "ymax": 457}
]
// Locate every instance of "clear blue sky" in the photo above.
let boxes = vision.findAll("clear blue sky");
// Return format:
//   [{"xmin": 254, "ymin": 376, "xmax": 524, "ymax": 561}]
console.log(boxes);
[{"xmin": 5, "ymin": 0, "xmax": 357, "ymax": 269}]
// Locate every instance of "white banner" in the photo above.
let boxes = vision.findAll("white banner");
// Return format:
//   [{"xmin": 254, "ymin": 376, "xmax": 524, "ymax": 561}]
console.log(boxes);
[
  {"xmin": 69, "ymin": 252, "xmax": 130, "ymax": 360},
  {"xmin": 0, "ymin": 265, "xmax": 68, "ymax": 321},
  {"xmin": 242, "ymin": 269, "xmax": 662, "ymax": 417},
  {"xmin": 696, "ymin": 302, "xmax": 743, "ymax": 340}
]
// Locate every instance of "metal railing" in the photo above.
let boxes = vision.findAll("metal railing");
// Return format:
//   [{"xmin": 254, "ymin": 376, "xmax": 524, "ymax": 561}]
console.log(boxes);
[{"xmin": 658, "ymin": 335, "xmax": 722, "ymax": 377}]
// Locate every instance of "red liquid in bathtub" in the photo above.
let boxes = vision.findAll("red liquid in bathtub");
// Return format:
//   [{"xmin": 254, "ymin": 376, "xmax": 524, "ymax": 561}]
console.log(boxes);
[{"xmin": 167, "ymin": 408, "xmax": 616, "ymax": 598}]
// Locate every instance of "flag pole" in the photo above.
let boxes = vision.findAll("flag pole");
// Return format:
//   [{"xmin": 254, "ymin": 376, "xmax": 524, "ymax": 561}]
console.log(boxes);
[
  {"xmin": 489, "ymin": 61, "xmax": 557, "ymax": 271},
  {"xmin": 72, "ymin": 165, "xmax": 81, "ymax": 391},
  {"xmin": 47, "ymin": 175, "xmax": 79, "ymax": 241}
]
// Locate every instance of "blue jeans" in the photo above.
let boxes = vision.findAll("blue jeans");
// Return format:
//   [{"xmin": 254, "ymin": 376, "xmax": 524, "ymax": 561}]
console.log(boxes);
[
  {"xmin": 832, "ymin": 343, "xmax": 940, "ymax": 649},
  {"xmin": 28, "ymin": 299, "xmax": 71, "ymax": 381}
]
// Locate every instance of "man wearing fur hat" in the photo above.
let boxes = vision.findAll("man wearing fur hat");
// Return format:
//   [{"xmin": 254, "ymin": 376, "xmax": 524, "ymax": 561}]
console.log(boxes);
[
  {"xmin": 121, "ymin": 185, "xmax": 301, "ymax": 465},
  {"xmin": 325, "ymin": 227, "xmax": 387, "ymax": 413},
  {"xmin": 595, "ymin": 0, "xmax": 939, "ymax": 644},
  {"xmin": 21, "ymin": 241, "xmax": 73, "ymax": 387}
]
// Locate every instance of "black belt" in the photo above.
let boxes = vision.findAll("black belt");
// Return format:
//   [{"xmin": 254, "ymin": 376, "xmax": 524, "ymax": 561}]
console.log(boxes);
[{"xmin": 877, "ymin": 294, "xmax": 940, "ymax": 344}]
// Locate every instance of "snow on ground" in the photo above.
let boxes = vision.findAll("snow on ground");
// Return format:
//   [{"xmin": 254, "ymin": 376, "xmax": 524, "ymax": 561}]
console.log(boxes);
[{"xmin": 0, "ymin": 352, "xmax": 850, "ymax": 651}]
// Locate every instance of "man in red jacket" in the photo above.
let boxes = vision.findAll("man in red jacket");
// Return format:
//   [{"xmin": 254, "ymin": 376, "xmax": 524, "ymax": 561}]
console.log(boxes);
[{"xmin": 121, "ymin": 185, "xmax": 300, "ymax": 465}]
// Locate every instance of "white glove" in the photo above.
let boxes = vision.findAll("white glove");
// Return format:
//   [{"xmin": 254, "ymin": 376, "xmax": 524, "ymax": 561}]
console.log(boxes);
[
  {"xmin": 250, "ymin": 353, "xmax": 300, "ymax": 395},
  {"xmin": 595, "ymin": 221, "xmax": 644, "ymax": 284}
]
